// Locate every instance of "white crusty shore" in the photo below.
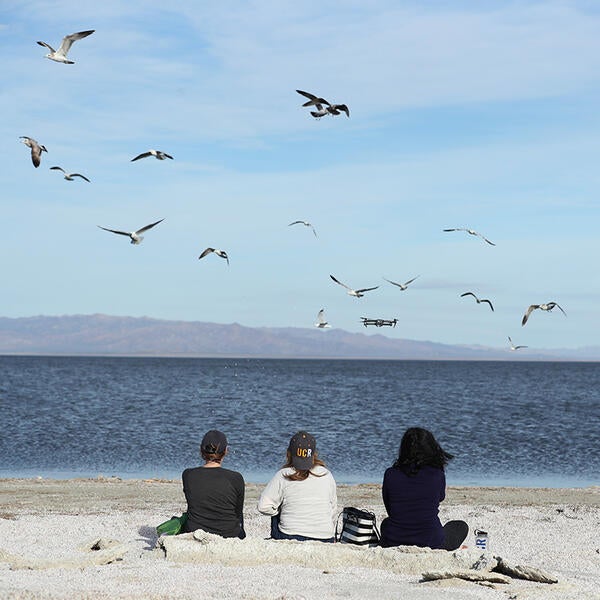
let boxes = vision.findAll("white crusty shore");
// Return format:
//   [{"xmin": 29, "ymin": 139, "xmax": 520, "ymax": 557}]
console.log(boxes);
[{"xmin": 0, "ymin": 478, "xmax": 598, "ymax": 599}]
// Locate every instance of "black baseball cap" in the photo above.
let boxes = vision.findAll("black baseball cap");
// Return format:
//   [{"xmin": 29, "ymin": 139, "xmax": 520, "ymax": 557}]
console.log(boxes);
[{"xmin": 201, "ymin": 430, "xmax": 228, "ymax": 454}]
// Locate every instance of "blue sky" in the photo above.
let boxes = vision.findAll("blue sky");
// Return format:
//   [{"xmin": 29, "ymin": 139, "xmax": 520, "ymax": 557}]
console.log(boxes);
[{"xmin": 1, "ymin": 1, "xmax": 599, "ymax": 350}]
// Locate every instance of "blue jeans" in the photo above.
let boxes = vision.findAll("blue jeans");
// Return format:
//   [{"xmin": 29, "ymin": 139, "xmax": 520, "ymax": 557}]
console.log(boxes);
[{"xmin": 270, "ymin": 515, "xmax": 334, "ymax": 543}]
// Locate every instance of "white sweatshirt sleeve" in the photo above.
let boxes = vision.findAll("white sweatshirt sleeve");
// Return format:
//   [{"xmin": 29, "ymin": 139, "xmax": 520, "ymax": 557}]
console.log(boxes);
[
  {"xmin": 329, "ymin": 472, "xmax": 338, "ymax": 524},
  {"xmin": 257, "ymin": 470, "xmax": 284, "ymax": 516}
]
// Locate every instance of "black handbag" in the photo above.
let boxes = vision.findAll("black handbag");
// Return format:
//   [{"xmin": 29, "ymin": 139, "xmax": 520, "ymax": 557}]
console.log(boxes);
[{"xmin": 336, "ymin": 507, "xmax": 380, "ymax": 546}]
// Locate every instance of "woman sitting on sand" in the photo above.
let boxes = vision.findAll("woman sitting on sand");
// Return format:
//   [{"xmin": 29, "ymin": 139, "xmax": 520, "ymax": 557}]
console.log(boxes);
[
  {"xmin": 380, "ymin": 427, "xmax": 468, "ymax": 550},
  {"xmin": 182, "ymin": 429, "xmax": 246, "ymax": 539},
  {"xmin": 258, "ymin": 431, "xmax": 337, "ymax": 542}
]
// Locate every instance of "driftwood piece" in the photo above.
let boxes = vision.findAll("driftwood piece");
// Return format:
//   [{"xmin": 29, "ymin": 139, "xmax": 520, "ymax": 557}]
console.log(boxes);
[
  {"xmin": 421, "ymin": 569, "xmax": 511, "ymax": 584},
  {"xmin": 493, "ymin": 556, "xmax": 558, "ymax": 584}
]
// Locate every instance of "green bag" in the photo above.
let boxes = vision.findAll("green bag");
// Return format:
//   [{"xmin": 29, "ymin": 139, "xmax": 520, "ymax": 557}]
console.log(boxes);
[{"xmin": 156, "ymin": 512, "xmax": 188, "ymax": 536}]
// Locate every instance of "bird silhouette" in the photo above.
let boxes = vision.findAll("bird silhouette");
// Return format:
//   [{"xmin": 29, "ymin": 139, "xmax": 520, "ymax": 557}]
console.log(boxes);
[
  {"xmin": 522, "ymin": 302, "xmax": 566, "ymax": 326},
  {"xmin": 330, "ymin": 275, "xmax": 378, "ymax": 298},
  {"xmin": 97, "ymin": 219, "xmax": 164, "ymax": 245},
  {"xmin": 37, "ymin": 30, "xmax": 95, "ymax": 64},
  {"xmin": 460, "ymin": 292, "xmax": 494, "ymax": 312}
]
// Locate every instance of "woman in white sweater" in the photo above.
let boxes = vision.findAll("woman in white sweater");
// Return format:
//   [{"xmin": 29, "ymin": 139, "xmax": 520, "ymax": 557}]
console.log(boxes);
[{"xmin": 258, "ymin": 431, "xmax": 337, "ymax": 542}]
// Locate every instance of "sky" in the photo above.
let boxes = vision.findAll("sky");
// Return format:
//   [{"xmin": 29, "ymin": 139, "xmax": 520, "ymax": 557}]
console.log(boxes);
[{"xmin": 1, "ymin": 0, "xmax": 599, "ymax": 350}]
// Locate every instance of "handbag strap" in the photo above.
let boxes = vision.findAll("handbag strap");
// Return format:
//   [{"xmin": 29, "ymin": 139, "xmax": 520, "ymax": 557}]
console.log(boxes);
[
  {"xmin": 373, "ymin": 517, "xmax": 381, "ymax": 541},
  {"xmin": 334, "ymin": 509, "xmax": 345, "ymax": 542}
]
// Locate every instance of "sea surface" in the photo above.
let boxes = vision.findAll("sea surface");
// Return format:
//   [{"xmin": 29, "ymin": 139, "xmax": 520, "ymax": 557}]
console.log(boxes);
[{"xmin": 0, "ymin": 356, "xmax": 598, "ymax": 487}]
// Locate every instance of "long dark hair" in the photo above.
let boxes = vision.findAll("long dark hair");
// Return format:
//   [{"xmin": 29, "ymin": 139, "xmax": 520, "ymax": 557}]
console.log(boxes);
[{"xmin": 393, "ymin": 427, "xmax": 453, "ymax": 475}]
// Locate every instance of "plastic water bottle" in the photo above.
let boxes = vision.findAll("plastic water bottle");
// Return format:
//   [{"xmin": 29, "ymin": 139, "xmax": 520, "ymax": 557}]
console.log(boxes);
[{"xmin": 474, "ymin": 529, "xmax": 489, "ymax": 551}]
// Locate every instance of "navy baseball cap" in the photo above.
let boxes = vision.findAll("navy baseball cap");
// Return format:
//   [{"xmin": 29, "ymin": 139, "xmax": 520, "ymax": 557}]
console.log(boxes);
[{"xmin": 288, "ymin": 431, "xmax": 316, "ymax": 470}]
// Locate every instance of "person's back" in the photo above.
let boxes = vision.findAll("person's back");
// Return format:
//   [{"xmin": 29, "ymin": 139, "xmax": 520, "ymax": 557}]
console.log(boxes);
[
  {"xmin": 258, "ymin": 431, "xmax": 337, "ymax": 542},
  {"xmin": 182, "ymin": 429, "xmax": 245, "ymax": 539},
  {"xmin": 381, "ymin": 464, "xmax": 445, "ymax": 548},
  {"xmin": 259, "ymin": 464, "xmax": 336, "ymax": 539},
  {"xmin": 183, "ymin": 465, "xmax": 244, "ymax": 538},
  {"xmin": 380, "ymin": 427, "xmax": 468, "ymax": 551}
]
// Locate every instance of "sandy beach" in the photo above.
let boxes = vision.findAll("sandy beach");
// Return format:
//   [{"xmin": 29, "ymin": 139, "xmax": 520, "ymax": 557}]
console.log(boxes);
[{"xmin": 0, "ymin": 478, "xmax": 598, "ymax": 599}]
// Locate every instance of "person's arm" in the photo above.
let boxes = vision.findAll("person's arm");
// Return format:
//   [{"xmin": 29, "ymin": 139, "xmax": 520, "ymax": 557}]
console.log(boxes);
[
  {"xmin": 439, "ymin": 470, "xmax": 446, "ymax": 502},
  {"xmin": 329, "ymin": 473, "xmax": 338, "ymax": 524},
  {"xmin": 382, "ymin": 469, "xmax": 391, "ymax": 515},
  {"xmin": 236, "ymin": 474, "xmax": 245, "ymax": 522},
  {"xmin": 257, "ymin": 471, "xmax": 283, "ymax": 515},
  {"xmin": 235, "ymin": 474, "xmax": 246, "ymax": 521},
  {"xmin": 181, "ymin": 469, "xmax": 190, "ymax": 503}
]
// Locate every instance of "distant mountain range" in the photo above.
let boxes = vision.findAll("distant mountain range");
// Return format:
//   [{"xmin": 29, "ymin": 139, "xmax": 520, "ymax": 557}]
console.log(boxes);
[{"xmin": 0, "ymin": 314, "xmax": 598, "ymax": 360}]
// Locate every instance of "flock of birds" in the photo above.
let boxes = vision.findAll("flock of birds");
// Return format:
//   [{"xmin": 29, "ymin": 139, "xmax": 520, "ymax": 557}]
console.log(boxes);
[
  {"xmin": 19, "ymin": 29, "xmax": 567, "ymax": 353},
  {"xmin": 316, "ymin": 222, "xmax": 566, "ymax": 350}
]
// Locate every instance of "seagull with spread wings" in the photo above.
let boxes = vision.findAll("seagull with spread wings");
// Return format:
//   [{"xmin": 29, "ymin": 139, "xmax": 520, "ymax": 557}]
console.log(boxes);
[
  {"xmin": 330, "ymin": 275, "xmax": 378, "ymax": 298},
  {"xmin": 97, "ymin": 219, "xmax": 164, "ymax": 245},
  {"xmin": 508, "ymin": 336, "xmax": 528, "ymax": 351},
  {"xmin": 296, "ymin": 90, "xmax": 330, "ymax": 107},
  {"xmin": 296, "ymin": 91, "xmax": 350, "ymax": 119},
  {"xmin": 383, "ymin": 275, "xmax": 419, "ymax": 291},
  {"xmin": 37, "ymin": 30, "xmax": 94, "ymax": 64},
  {"xmin": 50, "ymin": 166, "xmax": 90, "ymax": 182},
  {"xmin": 199, "ymin": 248, "xmax": 229, "ymax": 265},
  {"xmin": 314, "ymin": 309, "xmax": 331, "ymax": 329},
  {"xmin": 131, "ymin": 149, "xmax": 173, "ymax": 162},
  {"xmin": 521, "ymin": 302, "xmax": 566, "ymax": 326},
  {"xmin": 296, "ymin": 90, "xmax": 335, "ymax": 119},
  {"xmin": 288, "ymin": 220, "xmax": 317, "ymax": 237},
  {"xmin": 19, "ymin": 136, "xmax": 47, "ymax": 168},
  {"xmin": 443, "ymin": 228, "xmax": 496, "ymax": 246},
  {"xmin": 460, "ymin": 292, "xmax": 494, "ymax": 311}
]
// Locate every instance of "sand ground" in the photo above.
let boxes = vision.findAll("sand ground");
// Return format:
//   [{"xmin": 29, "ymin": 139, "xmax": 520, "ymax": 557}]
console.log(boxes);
[{"xmin": 0, "ymin": 478, "xmax": 598, "ymax": 599}]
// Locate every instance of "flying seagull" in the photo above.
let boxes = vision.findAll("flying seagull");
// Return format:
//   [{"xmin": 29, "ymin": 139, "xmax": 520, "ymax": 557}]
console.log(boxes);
[
  {"xmin": 288, "ymin": 220, "xmax": 317, "ymax": 237},
  {"xmin": 443, "ymin": 228, "xmax": 496, "ymax": 246},
  {"xmin": 131, "ymin": 149, "xmax": 173, "ymax": 162},
  {"xmin": 199, "ymin": 248, "xmax": 229, "ymax": 265},
  {"xmin": 37, "ymin": 30, "xmax": 95, "ymax": 64},
  {"xmin": 314, "ymin": 309, "xmax": 331, "ymax": 329},
  {"xmin": 19, "ymin": 136, "xmax": 47, "ymax": 168},
  {"xmin": 521, "ymin": 302, "xmax": 566, "ymax": 326},
  {"xmin": 460, "ymin": 292, "xmax": 494, "ymax": 311},
  {"xmin": 50, "ymin": 166, "xmax": 90, "ymax": 182},
  {"xmin": 296, "ymin": 90, "xmax": 349, "ymax": 118},
  {"xmin": 296, "ymin": 90, "xmax": 330, "ymax": 108},
  {"xmin": 508, "ymin": 336, "xmax": 528, "ymax": 351},
  {"xmin": 97, "ymin": 218, "xmax": 164, "ymax": 245},
  {"xmin": 327, "ymin": 104, "xmax": 350, "ymax": 117},
  {"xmin": 330, "ymin": 274, "xmax": 378, "ymax": 298},
  {"xmin": 383, "ymin": 275, "xmax": 419, "ymax": 291}
]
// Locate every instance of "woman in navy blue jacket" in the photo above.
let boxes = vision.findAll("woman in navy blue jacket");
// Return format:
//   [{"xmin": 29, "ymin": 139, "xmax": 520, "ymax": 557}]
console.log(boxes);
[{"xmin": 380, "ymin": 427, "xmax": 468, "ymax": 550}]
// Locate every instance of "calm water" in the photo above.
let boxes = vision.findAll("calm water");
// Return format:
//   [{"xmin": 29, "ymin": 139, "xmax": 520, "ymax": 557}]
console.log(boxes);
[{"xmin": 0, "ymin": 356, "xmax": 598, "ymax": 487}]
